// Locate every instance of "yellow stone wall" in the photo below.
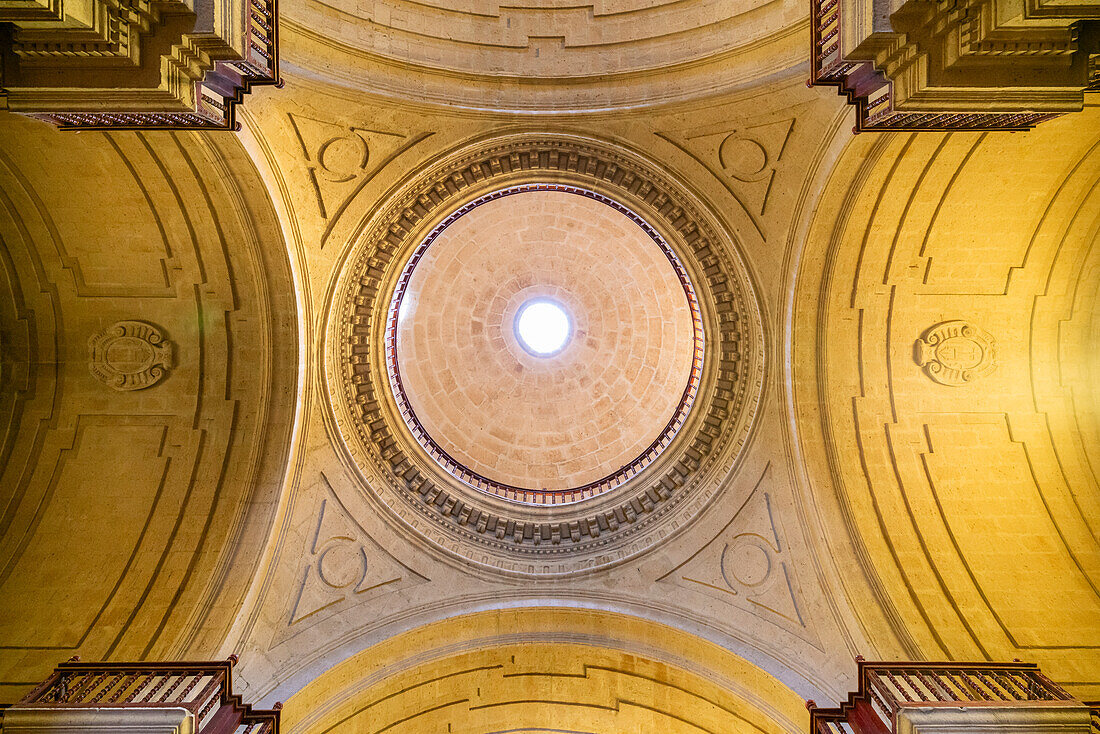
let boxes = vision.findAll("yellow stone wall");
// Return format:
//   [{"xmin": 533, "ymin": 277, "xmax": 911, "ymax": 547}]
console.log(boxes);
[
  {"xmin": 0, "ymin": 116, "xmax": 299, "ymax": 694},
  {"xmin": 792, "ymin": 108, "xmax": 1100, "ymax": 697}
]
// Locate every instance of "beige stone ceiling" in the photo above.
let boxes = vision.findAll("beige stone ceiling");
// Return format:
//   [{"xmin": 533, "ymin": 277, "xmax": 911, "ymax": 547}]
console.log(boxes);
[
  {"xmin": 282, "ymin": 609, "xmax": 810, "ymax": 734},
  {"xmin": 0, "ymin": 117, "xmax": 298, "ymax": 694},
  {"xmin": 791, "ymin": 118, "xmax": 1100, "ymax": 687},
  {"xmin": 395, "ymin": 188, "xmax": 697, "ymax": 496},
  {"xmin": 278, "ymin": 0, "xmax": 807, "ymax": 108},
  {"xmin": 298, "ymin": 0, "xmax": 794, "ymax": 76},
  {"xmin": 0, "ymin": 18, "xmax": 1098, "ymax": 734}
]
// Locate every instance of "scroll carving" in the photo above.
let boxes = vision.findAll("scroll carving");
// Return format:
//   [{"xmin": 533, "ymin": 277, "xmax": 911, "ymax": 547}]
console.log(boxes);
[
  {"xmin": 88, "ymin": 321, "xmax": 172, "ymax": 391},
  {"xmin": 915, "ymin": 321, "xmax": 997, "ymax": 386}
]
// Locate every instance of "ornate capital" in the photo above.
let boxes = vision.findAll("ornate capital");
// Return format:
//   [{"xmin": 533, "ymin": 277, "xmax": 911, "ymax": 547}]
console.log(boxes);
[
  {"xmin": 810, "ymin": 0, "xmax": 1098, "ymax": 131},
  {"xmin": 0, "ymin": 0, "xmax": 279, "ymax": 129}
]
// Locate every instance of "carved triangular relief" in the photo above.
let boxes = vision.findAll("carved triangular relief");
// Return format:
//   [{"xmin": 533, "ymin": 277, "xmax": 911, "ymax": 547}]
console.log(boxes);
[
  {"xmin": 287, "ymin": 475, "xmax": 428, "ymax": 627},
  {"xmin": 658, "ymin": 465, "xmax": 806, "ymax": 629},
  {"xmin": 656, "ymin": 117, "xmax": 795, "ymax": 238},
  {"xmin": 287, "ymin": 113, "xmax": 430, "ymax": 245}
]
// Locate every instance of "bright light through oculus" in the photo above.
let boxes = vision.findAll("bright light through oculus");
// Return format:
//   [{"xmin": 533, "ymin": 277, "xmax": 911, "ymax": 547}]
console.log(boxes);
[{"xmin": 515, "ymin": 299, "xmax": 571, "ymax": 356}]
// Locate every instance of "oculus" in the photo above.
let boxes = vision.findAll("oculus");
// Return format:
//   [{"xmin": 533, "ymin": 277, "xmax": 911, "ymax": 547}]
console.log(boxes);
[{"xmin": 514, "ymin": 299, "xmax": 571, "ymax": 357}]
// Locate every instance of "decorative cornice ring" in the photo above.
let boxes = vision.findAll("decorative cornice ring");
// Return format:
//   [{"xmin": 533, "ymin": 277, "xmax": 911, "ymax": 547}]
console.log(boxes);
[{"xmin": 324, "ymin": 133, "xmax": 764, "ymax": 576}]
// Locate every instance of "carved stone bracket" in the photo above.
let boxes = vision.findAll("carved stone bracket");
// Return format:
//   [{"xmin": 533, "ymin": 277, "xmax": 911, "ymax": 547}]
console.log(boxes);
[
  {"xmin": 809, "ymin": 0, "xmax": 1098, "ymax": 131},
  {"xmin": 0, "ymin": 0, "xmax": 280, "ymax": 129}
]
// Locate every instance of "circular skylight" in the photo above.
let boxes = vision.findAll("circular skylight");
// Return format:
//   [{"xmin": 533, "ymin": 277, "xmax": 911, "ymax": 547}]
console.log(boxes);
[{"xmin": 515, "ymin": 299, "xmax": 571, "ymax": 356}]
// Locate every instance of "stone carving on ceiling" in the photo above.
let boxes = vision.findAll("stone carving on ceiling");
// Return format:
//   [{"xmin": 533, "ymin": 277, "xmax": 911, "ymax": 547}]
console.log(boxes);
[
  {"xmin": 791, "ymin": 127, "xmax": 1100, "ymax": 686},
  {"xmin": 0, "ymin": 121, "xmax": 300, "ymax": 688},
  {"xmin": 658, "ymin": 464, "xmax": 807, "ymax": 634},
  {"xmin": 88, "ymin": 320, "xmax": 173, "ymax": 391},
  {"xmin": 915, "ymin": 321, "xmax": 997, "ymax": 386},
  {"xmin": 656, "ymin": 117, "xmax": 797, "ymax": 240},
  {"xmin": 286, "ymin": 113, "xmax": 432, "ymax": 246},
  {"xmin": 323, "ymin": 134, "xmax": 765, "ymax": 577},
  {"xmin": 285, "ymin": 474, "xmax": 428, "ymax": 630}
]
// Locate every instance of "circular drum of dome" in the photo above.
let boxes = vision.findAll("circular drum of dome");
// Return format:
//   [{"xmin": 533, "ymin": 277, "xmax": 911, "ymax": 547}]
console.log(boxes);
[{"xmin": 325, "ymin": 136, "xmax": 763, "ymax": 576}]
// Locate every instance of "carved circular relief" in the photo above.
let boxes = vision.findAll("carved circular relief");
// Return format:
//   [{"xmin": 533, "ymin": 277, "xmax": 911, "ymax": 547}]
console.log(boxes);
[
  {"xmin": 724, "ymin": 540, "xmax": 771, "ymax": 587},
  {"xmin": 324, "ymin": 136, "xmax": 764, "ymax": 576},
  {"xmin": 915, "ymin": 320, "xmax": 997, "ymax": 386}
]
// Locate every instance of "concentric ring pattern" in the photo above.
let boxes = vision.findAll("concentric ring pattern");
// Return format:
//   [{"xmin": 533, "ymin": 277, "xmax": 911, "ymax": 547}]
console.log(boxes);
[
  {"xmin": 387, "ymin": 186, "xmax": 703, "ymax": 504},
  {"xmin": 326, "ymin": 137, "xmax": 763, "ymax": 574}
]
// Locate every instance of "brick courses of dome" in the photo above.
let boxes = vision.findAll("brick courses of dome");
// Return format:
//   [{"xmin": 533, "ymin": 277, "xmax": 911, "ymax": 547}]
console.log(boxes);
[{"xmin": 389, "ymin": 187, "xmax": 702, "ymax": 503}]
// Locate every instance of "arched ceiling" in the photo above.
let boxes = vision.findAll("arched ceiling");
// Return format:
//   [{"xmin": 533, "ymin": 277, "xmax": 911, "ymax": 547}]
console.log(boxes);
[
  {"xmin": 790, "ymin": 107, "xmax": 1100, "ymax": 697},
  {"xmin": 220, "ymin": 77, "xmax": 1099, "ymax": 711},
  {"xmin": 322, "ymin": 132, "xmax": 766, "ymax": 570},
  {"xmin": 277, "ymin": 0, "xmax": 807, "ymax": 110},
  {"xmin": 221, "ymin": 75, "xmax": 863, "ymax": 709},
  {"xmin": 1, "ymin": 17, "xmax": 1098, "ymax": 731},
  {"xmin": 0, "ymin": 115, "xmax": 298, "ymax": 693},
  {"xmin": 282, "ymin": 608, "xmax": 809, "ymax": 734},
  {"xmin": 289, "ymin": 0, "xmax": 800, "ymax": 78}
]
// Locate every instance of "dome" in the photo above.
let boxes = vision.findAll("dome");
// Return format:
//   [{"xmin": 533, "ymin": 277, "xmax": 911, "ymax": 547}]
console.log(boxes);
[
  {"xmin": 388, "ymin": 186, "xmax": 702, "ymax": 504},
  {"xmin": 326, "ymin": 137, "xmax": 762, "ymax": 574}
]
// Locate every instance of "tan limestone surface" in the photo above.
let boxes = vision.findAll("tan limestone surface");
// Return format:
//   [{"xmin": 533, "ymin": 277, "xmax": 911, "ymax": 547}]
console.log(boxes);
[{"xmin": 395, "ymin": 189, "xmax": 696, "ymax": 493}]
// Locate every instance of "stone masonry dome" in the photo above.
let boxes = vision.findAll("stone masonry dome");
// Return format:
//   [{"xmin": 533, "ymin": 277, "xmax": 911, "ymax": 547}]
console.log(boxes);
[
  {"xmin": 388, "ymin": 186, "xmax": 702, "ymax": 504},
  {"xmin": 325, "ymin": 136, "xmax": 763, "ymax": 574}
]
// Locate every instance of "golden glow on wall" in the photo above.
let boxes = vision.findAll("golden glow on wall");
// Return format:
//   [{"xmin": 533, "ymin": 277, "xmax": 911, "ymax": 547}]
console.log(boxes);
[
  {"xmin": 283, "ymin": 609, "xmax": 808, "ymax": 734},
  {"xmin": 2, "ymin": 30, "xmax": 1099, "ymax": 715},
  {"xmin": 792, "ymin": 108, "xmax": 1100, "ymax": 687},
  {"xmin": 0, "ymin": 115, "xmax": 298, "ymax": 690}
]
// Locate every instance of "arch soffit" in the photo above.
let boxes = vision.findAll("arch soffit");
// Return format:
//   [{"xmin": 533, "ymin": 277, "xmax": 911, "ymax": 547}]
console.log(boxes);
[
  {"xmin": 788, "ymin": 110, "xmax": 1100, "ymax": 695},
  {"xmin": 281, "ymin": 607, "xmax": 809, "ymax": 734},
  {"xmin": 0, "ymin": 117, "xmax": 299, "ymax": 688}
]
